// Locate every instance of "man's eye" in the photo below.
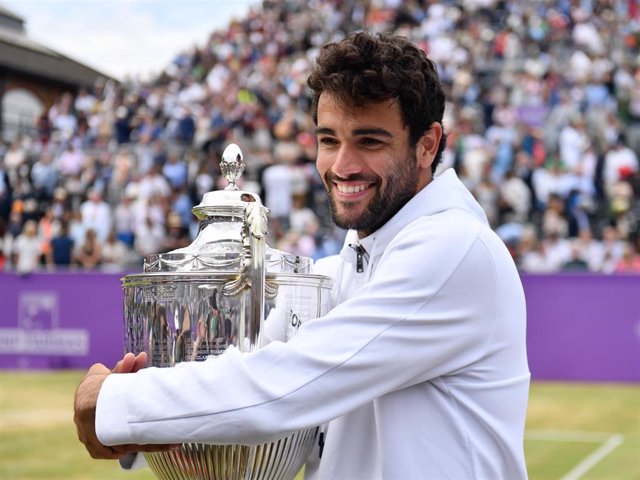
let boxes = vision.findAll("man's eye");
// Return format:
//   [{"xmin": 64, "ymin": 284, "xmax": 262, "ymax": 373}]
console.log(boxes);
[
  {"xmin": 318, "ymin": 137, "xmax": 338, "ymax": 146},
  {"xmin": 360, "ymin": 138, "xmax": 382, "ymax": 147}
]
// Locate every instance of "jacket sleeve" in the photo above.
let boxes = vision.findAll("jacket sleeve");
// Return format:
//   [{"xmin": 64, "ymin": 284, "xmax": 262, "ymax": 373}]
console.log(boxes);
[{"xmin": 96, "ymin": 215, "xmax": 499, "ymax": 446}]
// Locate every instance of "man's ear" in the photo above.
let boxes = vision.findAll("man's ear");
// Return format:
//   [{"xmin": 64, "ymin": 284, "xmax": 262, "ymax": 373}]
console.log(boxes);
[{"xmin": 416, "ymin": 122, "xmax": 443, "ymax": 170}]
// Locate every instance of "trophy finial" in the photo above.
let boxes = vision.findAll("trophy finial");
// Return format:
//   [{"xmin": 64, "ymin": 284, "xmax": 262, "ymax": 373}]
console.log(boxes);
[{"xmin": 220, "ymin": 143, "xmax": 245, "ymax": 191}]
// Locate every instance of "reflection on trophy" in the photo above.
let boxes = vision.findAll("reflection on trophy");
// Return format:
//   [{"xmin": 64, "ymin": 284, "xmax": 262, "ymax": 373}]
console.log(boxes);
[{"xmin": 121, "ymin": 144, "xmax": 333, "ymax": 480}]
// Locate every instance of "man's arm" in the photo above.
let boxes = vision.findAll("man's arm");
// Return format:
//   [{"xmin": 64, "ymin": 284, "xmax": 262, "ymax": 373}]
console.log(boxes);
[{"xmin": 94, "ymin": 216, "xmax": 506, "ymax": 447}]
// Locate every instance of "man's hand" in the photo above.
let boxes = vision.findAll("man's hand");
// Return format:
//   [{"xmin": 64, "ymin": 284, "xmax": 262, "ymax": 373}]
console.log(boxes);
[
  {"xmin": 74, "ymin": 352, "xmax": 180, "ymax": 459},
  {"xmin": 73, "ymin": 362, "xmax": 120, "ymax": 459}
]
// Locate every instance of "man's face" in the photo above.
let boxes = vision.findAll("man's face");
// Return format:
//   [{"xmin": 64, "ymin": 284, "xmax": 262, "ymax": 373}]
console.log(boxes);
[{"xmin": 315, "ymin": 94, "xmax": 420, "ymax": 237}]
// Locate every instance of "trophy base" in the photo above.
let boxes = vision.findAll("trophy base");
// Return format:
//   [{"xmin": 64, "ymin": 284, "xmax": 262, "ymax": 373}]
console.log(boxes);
[{"xmin": 144, "ymin": 427, "xmax": 318, "ymax": 480}]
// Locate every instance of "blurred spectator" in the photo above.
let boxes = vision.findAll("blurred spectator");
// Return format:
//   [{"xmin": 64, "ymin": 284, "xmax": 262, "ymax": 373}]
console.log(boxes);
[
  {"xmin": 75, "ymin": 87, "xmax": 97, "ymax": 115},
  {"xmin": 614, "ymin": 240, "xmax": 640, "ymax": 273},
  {"xmin": 542, "ymin": 194, "xmax": 569, "ymax": 239},
  {"xmin": 192, "ymin": 160, "xmax": 215, "ymax": 202},
  {"xmin": 289, "ymin": 192, "xmax": 319, "ymax": 237},
  {"xmin": 113, "ymin": 190, "xmax": 137, "ymax": 248},
  {"xmin": 574, "ymin": 228, "xmax": 605, "ymax": 272},
  {"xmin": 51, "ymin": 187, "xmax": 69, "ymax": 221},
  {"xmin": 559, "ymin": 117, "xmax": 590, "ymax": 173},
  {"xmin": 603, "ymin": 135, "xmax": 639, "ymax": 198},
  {"xmin": 101, "ymin": 230, "xmax": 134, "ymax": 271},
  {"xmin": 137, "ymin": 164, "xmax": 171, "ymax": 202},
  {"xmin": 599, "ymin": 225, "xmax": 626, "ymax": 274},
  {"xmin": 561, "ymin": 240, "xmax": 591, "ymax": 272},
  {"xmin": 499, "ymin": 169, "xmax": 531, "ymax": 224},
  {"xmin": 518, "ymin": 226, "xmax": 554, "ymax": 273},
  {"xmin": 74, "ymin": 228, "xmax": 102, "ymax": 269},
  {"xmin": 277, "ymin": 230, "xmax": 316, "ymax": 258},
  {"xmin": 31, "ymin": 152, "xmax": 58, "ymax": 201},
  {"xmin": 114, "ymin": 106, "xmax": 133, "ymax": 144},
  {"xmin": 134, "ymin": 213, "xmax": 165, "ymax": 258},
  {"xmin": 163, "ymin": 151, "xmax": 188, "ymax": 189},
  {"xmin": 0, "ymin": 158, "xmax": 11, "ymax": 220},
  {"xmin": 0, "ymin": 218, "xmax": 9, "ymax": 270},
  {"xmin": 108, "ymin": 147, "xmax": 135, "ymax": 204},
  {"xmin": 12, "ymin": 219, "xmax": 42, "ymax": 274},
  {"xmin": 49, "ymin": 92, "xmax": 77, "ymax": 139},
  {"xmin": 543, "ymin": 231, "xmax": 572, "ymax": 272},
  {"xmin": 79, "ymin": 187, "xmax": 112, "ymax": 242},
  {"xmin": 170, "ymin": 186, "xmax": 194, "ymax": 228},
  {"xmin": 163, "ymin": 212, "xmax": 191, "ymax": 252},
  {"xmin": 173, "ymin": 106, "xmax": 196, "ymax": 144},
  {"xmin": 47, "ymin": 221, "xmax": 75, "ymax": 269},
  {"xmin": 37, "ymin": 207, "xmax": 58, "ymax": 263},
  {"xmin": 262, "ymin": 145, "xmax": 295, "ymax": 235},
  {"xmin": 57, "ymin": 141, "xmax": 85, "ymax": 178},
  {"xmin": 3, "ymin": 140, "xmax": 27, "ymax": 186}
]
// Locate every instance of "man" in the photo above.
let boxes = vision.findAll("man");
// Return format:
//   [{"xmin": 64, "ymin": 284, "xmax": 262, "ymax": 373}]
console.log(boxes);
[{"xmin": 75, "ymin": 32, "xmax": 529, "ymax": 479}]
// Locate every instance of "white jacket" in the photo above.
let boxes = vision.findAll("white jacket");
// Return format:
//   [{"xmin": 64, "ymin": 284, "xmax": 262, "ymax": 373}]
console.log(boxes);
[{"xmin": 97, "ymin": 168, "xmax": 530, "ymax": 479}]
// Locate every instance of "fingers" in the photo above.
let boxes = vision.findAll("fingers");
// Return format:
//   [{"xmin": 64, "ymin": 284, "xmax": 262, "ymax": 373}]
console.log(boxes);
[
  {"xmin": 113, "ymin": 352, "xmax": 147, "ymax": 374},
  {"xmin": 85, "ymin": 440, "xmax": 129, "ymax": 460},
  {"xmin": 112, "ymin": 443, "xmax": 182, "ymax": 454},
  {"xmin": 112, "ymin": 353, "xmax": 136, "ymax": 373},
  {"xmin": 132, "ymin": 352, "xmax": 147, "ymax": 372}
]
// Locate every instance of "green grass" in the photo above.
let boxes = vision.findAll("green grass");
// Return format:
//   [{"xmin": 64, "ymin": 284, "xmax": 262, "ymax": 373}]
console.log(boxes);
[
  {"xmin": 0, "ymin": 371, "xmax": 152, "ymax": 480},
  {"xmin": 525, "ymin": 382, "xmax": 639, "ymax": 479},
  {"xmin": 0, "ymin": 371, "xmax": 638, "ymax": 479}
]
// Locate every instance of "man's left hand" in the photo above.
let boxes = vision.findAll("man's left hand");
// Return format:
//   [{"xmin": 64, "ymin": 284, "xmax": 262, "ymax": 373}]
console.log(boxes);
[
  {"xmin": 73, "ymin": 363, "xmax": 122, "ymax": 459},
  {"xmin": 73, "ymin": 353, "xmax": 180, "ymax": 459}
]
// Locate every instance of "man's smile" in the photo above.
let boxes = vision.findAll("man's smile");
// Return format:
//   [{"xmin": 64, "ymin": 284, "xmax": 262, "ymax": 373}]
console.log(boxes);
[{"xmin": 334, "ymin": 182, "xmax": 373, "ymax": 195}]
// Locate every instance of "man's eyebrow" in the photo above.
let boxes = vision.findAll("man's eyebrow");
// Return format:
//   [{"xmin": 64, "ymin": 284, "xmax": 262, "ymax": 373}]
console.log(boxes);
[
  {"xmin": 315, "ymin": 127, "xmax": 335, "ymax": 136},
  {"xmin": 314, "ymin": 127, "xmax": 393, "ymax": 137},
  {"xmin": 352, "ymin": 127, "xmax": 392, "ymax": 137}
]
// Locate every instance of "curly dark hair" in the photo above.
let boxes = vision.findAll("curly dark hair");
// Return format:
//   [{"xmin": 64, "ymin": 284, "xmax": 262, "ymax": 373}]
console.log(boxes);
[{"xmin": 307, "ymin": 31, "xmax": 447, "ymax": 173}]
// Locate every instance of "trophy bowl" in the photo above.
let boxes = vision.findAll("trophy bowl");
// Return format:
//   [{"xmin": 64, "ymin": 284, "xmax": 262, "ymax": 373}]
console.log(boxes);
[{"xmin": 121, "ymin": 144, "xmax": 333, "ymax": 480}]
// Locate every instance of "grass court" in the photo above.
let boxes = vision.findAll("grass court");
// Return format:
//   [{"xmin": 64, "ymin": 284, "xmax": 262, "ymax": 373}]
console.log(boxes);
[{"xmin": 0, "ymin": 371, "xmax": 637, "ymax": 479}]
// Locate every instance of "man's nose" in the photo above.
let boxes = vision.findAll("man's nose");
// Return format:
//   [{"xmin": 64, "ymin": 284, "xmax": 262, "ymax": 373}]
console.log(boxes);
[{"xmin": 331, "ymin": 145, "xmax": 362, "ymax": 178}]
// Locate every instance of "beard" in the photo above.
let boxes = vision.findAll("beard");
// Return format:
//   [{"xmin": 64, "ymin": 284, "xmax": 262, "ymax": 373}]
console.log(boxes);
[{"xmin": 325, "ymin": 148, "xmax": 419, "ymax": 237}]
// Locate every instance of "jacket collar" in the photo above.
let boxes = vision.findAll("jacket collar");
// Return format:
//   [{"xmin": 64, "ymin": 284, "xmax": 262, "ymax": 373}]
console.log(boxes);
[{"xmin": 338, "ymin": 168, "xmax": 487, "ymax": 270}]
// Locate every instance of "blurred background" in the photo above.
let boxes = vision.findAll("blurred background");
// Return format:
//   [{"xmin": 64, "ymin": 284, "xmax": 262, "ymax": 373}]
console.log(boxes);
[{"xmin": 0, "ymin": 0, "xmax": 638, "ymax": 478}]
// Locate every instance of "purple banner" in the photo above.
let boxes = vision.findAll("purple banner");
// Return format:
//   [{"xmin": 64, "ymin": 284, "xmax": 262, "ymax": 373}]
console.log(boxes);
[
  {"xmin": 0, "ymin": 272, "xmax": 125, "ymax": 369},
  {"xmin": 523, "ymin": 274, "xmax": 640, "ymax": 382},
  {"xmin": 0, "ymin": 272, "xmax": 639, "ymax": 382}
]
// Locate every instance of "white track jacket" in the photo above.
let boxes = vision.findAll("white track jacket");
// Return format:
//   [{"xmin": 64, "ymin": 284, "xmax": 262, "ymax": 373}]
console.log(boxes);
[{"xmin": 96, "ymin": 168, "xmax": 530, "ymax": 479}]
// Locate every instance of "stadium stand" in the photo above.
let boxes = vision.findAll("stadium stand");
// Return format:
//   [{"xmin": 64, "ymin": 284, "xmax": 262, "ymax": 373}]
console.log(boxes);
[{"xmin": 1, "ymin": 0, "xmax": 639, "ymax": 274}]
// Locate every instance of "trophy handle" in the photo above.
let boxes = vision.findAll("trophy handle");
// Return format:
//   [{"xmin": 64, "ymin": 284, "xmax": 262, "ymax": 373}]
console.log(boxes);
[{"xmin": 221, "ymin": 201, "xmax": 272, "ymax": 347}]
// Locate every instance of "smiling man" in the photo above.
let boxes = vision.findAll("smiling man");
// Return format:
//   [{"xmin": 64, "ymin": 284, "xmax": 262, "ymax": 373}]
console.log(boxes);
[{"xmin": 75, "ymin": 32, "xmax": 530, "ymax": 479}]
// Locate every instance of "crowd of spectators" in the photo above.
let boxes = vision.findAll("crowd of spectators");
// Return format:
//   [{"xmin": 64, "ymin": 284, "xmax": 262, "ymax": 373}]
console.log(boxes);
[{"xmin": 1, "ymin": 0, "xmax": 640, "ymax": 275}]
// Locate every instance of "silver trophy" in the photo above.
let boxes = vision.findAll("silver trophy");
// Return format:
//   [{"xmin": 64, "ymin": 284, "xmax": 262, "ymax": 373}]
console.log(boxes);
[{"xmin": 122, "ymin": 144, "xmax": 333, "ymax": 480}]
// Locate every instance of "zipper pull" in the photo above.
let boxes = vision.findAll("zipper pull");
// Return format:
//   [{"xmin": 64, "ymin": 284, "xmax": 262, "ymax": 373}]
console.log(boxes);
[
  {"xmin": 349, "ymin": 244, "xmax": 366, "ymax": 273},
  {"xmin": 318, "ymin": 431, "xmax": 325, "ymax": 458}
]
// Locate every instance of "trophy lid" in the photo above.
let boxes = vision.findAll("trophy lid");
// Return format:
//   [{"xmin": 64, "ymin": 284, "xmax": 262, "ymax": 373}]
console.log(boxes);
[
  {"xmin": 140, "ymin": 143, "xmax": 312, "ymax": 275},
  {"xmin": 192, "ymin": 143, "xmax": 261, "ymax": 220}
]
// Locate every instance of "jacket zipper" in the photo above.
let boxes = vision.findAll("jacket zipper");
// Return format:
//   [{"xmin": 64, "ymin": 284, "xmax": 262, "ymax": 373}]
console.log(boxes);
[{"xmin": 349, "ymin": 243, "xmax": 369, "ymax": 273}]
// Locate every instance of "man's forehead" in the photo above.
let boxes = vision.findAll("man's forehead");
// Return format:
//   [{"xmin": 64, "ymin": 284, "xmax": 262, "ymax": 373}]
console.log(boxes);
[
  {"xmin": 318, "ymin": 92, "xmax": 399, "ymax": 115},
  {"xmin": 317, "ymin": 96, "xmax": 404, "ymax": 131}
]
